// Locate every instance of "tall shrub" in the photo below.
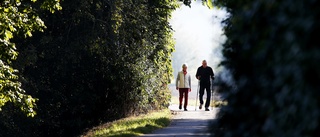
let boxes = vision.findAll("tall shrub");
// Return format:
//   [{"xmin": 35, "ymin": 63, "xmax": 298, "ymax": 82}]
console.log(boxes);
[
  {"xmin": 212, "ymin": 0, "xmax": 320, "ymax": 136},
  {"xmin": 1, "ymin": 0, "xmax": 178, "ymax": 136}
]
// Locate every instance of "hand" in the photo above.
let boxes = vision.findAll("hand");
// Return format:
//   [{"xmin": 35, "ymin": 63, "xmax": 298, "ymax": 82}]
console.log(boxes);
[
  {"xmin": 188, "ymin": 88, "xmax": 191, "ymax": 92},
  {"xmin": 176, "ymin": 87, "xmax": 179, "ymax": 90},
  {"xmin": 197, "ymin": 76, "xmax": 201, "ymax": 80}
]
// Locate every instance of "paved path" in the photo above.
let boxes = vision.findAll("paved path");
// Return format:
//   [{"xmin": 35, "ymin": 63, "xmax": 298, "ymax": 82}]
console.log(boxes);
[
  {"xmin": 140, "ymin": 84, "xmax": 221, "ymax": 137},
  {"xmin": 141, "ymin": 104, "xmax": 218, "ymax": 137}
]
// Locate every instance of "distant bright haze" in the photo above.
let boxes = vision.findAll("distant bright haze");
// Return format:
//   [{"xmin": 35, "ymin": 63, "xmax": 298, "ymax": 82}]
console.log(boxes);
[{"xmin": 170, "ymin": 1, "xmax": 228, "ymax": 85}]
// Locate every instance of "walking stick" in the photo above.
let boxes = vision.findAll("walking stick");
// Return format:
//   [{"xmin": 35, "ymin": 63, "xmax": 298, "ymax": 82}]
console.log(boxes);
[
  {"xmin": 211, "ymin": 79, "xmax": 214, "ymax": 110},
  {"xmin": 195, "ymin": 80, "xmax": 199, "ymax": 111},
  {"xmin": 211, "ymin": 77, "xmax": 215, "ymax": 110},
  {"xmin": 211, "ymin": 88, "xmax": 214, "ymax": 110}
]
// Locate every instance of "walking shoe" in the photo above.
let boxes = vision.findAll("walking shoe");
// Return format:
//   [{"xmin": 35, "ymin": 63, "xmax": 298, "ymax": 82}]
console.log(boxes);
[
  {"xmin": 179, "ymin": 105, "xmax": 182, "ymax": 110},
  {"xmin": 199, "ymin": 104, "xmax": 203, "ymax": 109},
  {"xmin": 205, "ymin": 108, "xmax": 210, "ymax": 111},
  {"xmin": 184, "ymin": 108, "xmax": 188, "ymax": 111}
]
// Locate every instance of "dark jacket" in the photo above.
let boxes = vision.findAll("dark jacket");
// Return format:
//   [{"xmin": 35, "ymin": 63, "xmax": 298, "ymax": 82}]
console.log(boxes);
[{"xmin": 196, "ymin": 66, "xmax": 214, "ymax": 85}]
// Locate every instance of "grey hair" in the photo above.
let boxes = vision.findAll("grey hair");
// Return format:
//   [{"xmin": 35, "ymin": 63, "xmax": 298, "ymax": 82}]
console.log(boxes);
[{"xmin": 182, "ymin": 63, "xmax": 188, "ymax": 68}]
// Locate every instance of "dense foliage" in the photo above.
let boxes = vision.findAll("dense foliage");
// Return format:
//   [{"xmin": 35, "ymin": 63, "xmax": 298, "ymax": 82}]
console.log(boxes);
[
  {"xmin": 0, "ymin": 0, "xmax": 61, "ymax": 117},
  {"xmin": 0, "ymin": 0, "xmax": 177, "ymax": 136},
  {"xmin": 211, "ymin": 0, "xmax": 320, "ymax": 136}
]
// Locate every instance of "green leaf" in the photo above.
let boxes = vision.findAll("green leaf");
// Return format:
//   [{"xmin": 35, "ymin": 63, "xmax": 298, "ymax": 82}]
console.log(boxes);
[
  {"xmin": 206, "ymin": 0, "xmax": 213, "ymax": 9},
  {"xmin": 4, "ymin": 30, "xmax": 13, "ymax": 40},
  {"xmin": 26, "ymin": 30, "xmax": 32, "ymax": 37},
  {"xmin": 4, "ymin": 8, "xmax": 9, "ymax": 12}
]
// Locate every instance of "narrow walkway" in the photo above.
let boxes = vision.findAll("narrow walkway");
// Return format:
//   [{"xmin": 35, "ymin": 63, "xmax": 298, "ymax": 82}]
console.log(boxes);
[{"xmin": 141, "ymin": 104, "xmax": 217, "ymax": 137}]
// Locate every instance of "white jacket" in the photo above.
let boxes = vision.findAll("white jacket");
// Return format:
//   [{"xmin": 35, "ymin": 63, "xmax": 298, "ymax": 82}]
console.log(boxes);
[{"xmin": 176, "ymin": 71, "xmax": 191, "ymax": 88}]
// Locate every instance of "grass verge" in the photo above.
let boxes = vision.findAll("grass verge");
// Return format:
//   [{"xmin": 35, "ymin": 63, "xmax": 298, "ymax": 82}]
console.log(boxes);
[
  {"xmin": 81, "ymin": 97, "xmax": 226, "ymax": 137},
  {"xmin": 81, "ymin": 109, "xmax": 172, "ymax": 137}
]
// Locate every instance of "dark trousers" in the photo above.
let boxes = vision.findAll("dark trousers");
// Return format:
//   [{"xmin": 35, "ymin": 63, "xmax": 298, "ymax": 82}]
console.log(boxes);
[
  {"xmin": 199, "ymin": 84, "xmax": 211, "ymax": 108},
  {"xmin": 179, "ymin": 88, "xmax": 189, "ymax": 109}
]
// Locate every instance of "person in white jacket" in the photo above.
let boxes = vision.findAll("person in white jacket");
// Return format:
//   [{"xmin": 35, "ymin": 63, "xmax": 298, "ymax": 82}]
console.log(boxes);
[{"xmin": 176, "ymin": 63, "xmax": 191, "ymax": 111}]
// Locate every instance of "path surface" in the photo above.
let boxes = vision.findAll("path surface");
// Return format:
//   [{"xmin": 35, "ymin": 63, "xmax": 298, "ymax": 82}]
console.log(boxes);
[
  {"xmin": 141, "ymin": 104, "xmax": 217, "ymax": 137},
  {"xmin": 141, "ymin": 99, "xmax": 218, "ymax": 137}
]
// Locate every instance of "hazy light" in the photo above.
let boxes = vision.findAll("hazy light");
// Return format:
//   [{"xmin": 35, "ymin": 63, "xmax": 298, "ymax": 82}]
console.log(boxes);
[{"xmin": 170, "ymin": 0, "xmax": 229, "ymax": 85}]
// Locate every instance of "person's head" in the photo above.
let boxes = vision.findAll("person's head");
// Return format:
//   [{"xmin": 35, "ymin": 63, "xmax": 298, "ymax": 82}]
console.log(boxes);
[
  {"xmin": 182, "ymin": 63, "xmax": 188, "ymax": 71},
  {"xmin": 202, "ymin": 60, "xmax": 207, "ymax": 68}
]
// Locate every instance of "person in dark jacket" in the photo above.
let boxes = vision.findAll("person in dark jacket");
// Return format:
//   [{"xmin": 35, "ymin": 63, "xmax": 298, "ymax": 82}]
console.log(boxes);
[{"xmin": 195, "ymin": 60, "xmax": 214, "ymax": 111}]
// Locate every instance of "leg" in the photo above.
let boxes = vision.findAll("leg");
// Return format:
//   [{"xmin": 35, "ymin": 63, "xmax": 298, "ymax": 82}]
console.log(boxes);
[
  {"xmin": 205, "ymin": 85, "xmax": 211, "ymax": 109},
  {"xmin": 199, "ymin": 86, "xmax": 205, "ymax": 105},
  {"xmin": 184, "ymin": 89, "xmax": 188, "ymax": 110},
  {"xmin": 199, "ymin": 86, "xmax": 205, "ymax": 109},
  {"xmin": 179, "ymin": 89, "xmax": 183, "ymax": 109}
]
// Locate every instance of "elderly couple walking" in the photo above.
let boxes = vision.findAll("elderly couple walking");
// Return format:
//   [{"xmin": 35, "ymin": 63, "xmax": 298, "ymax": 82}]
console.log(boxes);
[{"xmin": 175, "ymin": 60, "xmax": 215, "ymax": 111}]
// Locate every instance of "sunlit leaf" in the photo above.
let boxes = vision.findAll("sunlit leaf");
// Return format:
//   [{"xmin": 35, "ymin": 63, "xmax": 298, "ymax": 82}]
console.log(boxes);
[
  {"xmin": 4, "ymin": 30, "xmax": 13, "ymax": 40},
  {"xmin": 206, "ymin": 0, "xmax": 213, "ymax": 9},
  {"xmin": 26, "ymin": 30, "xmax": 32, "ymax": 37}
]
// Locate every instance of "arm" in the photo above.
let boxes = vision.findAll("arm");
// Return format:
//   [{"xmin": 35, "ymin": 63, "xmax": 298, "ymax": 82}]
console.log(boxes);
[
  {"xmin": 176, "ymin": 72, "xmax": 179, "ymax": 90},
  {"xmin": 188, "ymin": 75, "xmax": 191, "ymax": 91},
  {"xmin": 210, "ymin": 67, "xmax": 215, "ymax": 80},
  {"xmin": 195, "ymin": 67, "xmax": 201, "ymax": 80}
]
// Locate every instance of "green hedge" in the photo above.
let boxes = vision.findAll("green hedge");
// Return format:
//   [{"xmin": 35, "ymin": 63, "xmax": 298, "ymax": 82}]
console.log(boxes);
[{"xmin": 0, "ymin": 0, "xmax": 178, "ymax": 136}]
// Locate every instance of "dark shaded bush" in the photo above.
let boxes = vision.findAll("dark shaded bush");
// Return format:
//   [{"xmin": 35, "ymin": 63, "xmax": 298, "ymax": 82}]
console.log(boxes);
[{"xmin": 211, "ymin": 0, "xmax": 320, "ymax": 136}]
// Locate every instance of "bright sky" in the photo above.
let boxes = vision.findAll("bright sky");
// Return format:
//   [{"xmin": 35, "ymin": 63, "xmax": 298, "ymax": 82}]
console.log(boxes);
[{"xmin": 170, "ymin": 0, "xmax": 228, "ymax": 85}]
